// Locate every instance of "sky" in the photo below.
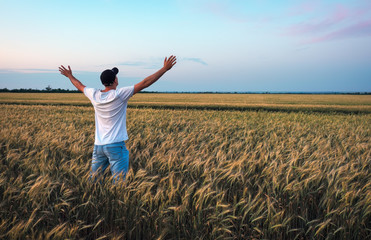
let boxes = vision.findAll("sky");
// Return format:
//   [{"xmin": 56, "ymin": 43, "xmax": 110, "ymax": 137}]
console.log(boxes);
[{"xmin": 0, "ymin": 0, "xmax": 370, "ymax": 92}]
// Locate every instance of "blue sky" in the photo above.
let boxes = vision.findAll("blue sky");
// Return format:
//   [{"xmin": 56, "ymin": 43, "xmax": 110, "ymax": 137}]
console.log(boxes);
[{"xmin": 1, "ymin": 0, "xmax": 370, "ymax": 92}]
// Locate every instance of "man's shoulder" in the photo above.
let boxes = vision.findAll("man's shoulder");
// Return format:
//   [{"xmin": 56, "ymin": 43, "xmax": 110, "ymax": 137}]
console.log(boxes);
[
  {"xmin": 84, "ymin": 87, "xmax": 97, "ymax": 91},
  {"xmin": 83, "ymin": 87, "xmax": 99, "ymax": 99},
  {"xmin": 117, "ymin": 86, "xmax": 134, "ymax": 99},
  {"xmin": 84, "ymin": 87, "xmax": 100, "ymax": 93},
  {"xmin": 117, "ymin": 86, "xmax": 134, "ymax": 92}
]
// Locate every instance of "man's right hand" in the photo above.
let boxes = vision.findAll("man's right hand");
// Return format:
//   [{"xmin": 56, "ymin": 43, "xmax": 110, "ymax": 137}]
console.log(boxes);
[
  {"xmin": 59, "ymin": 65, "xmax": 73, "ymax": 78},
  {"xmin": 163, "ymin": 55, "xmax": 177, "ymax": 71},
  {"xmin": 134, "ymin": 55, "xmax": 177, "ymax": 95}
]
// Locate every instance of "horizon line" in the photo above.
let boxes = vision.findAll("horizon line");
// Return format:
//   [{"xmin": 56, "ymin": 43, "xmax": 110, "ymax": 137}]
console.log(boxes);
[{"xmin": 0, "ymin": 88, "xmax": 370, "ymax": 95}]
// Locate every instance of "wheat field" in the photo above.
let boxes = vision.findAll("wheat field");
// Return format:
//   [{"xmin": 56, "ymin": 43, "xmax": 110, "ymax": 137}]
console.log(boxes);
[
  {"xmin": 0, "ymin": 94, "xmax": 370, "ymax": 239},
  {"xmin": 1, "ymin": 92, "xmax": 370, "ymax": 113}
]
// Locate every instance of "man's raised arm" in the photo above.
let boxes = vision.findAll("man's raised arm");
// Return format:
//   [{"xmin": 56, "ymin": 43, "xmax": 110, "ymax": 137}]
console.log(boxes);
[
  {"xmin": 59, "ymin": 65, "xmax": 86, "ymax": 92},
  {"xmin": 134, "ymin": 55, "xmax": 176, "ymax": 95}
]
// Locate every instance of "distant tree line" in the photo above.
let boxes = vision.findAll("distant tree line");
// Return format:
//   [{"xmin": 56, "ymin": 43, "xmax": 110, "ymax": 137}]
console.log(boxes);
[
  {"xmin": 0, "ymin": 87, "xmax": 369, "ymax": 95},
  {"xmin": 0, "ymin": 86, "xmax": 80, "ymax": 93}
]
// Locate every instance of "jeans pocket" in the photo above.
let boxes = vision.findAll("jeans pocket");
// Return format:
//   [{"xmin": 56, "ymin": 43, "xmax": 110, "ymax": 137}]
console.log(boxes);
[{"xmin": 105, "ymin": 146, "xmax": 124, "ymax": 162}]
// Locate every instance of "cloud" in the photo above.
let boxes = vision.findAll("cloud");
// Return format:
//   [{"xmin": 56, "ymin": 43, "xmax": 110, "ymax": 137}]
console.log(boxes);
[
  {"xmin": 284, "ymin": 2, "xmax": 371, "ymax": 44},
  {"xmin": 0, "ymin": 68, "xmax": 57, "ymax": 74},
  {"xmin": 285, "ymin": 5, "xmax": 353, "ymax": 36},
  {"xmin": 182, "ymin": 58, "xmax": 208, "ymax": 65},
  {"xmin": 115, "ymin": 57, "xmax": 208, "ymax": 69},
  {"xmin": 307, "ymin": 19, "xmax": 371, "ymax": 43},
  {"xmin": 117, "ymin": 61, "xmax": 147, "ymax": 67},
  {"xmin": 114, "ymin": 60, "xmax": 161, "ymax": 69}
]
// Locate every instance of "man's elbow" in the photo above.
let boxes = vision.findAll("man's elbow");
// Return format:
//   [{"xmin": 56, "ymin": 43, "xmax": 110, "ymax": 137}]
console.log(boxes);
[
  {"xmin": 77, "ymin": 85, "xmax": 85, "ymax": 93},
  {"xmin": 135, "ymin": 82, "xmax": 149, "ymax": 91}
]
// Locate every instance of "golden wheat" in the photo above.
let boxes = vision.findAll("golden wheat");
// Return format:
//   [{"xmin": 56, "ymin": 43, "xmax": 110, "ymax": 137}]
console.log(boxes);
[
  {"xmin": 1, "ymin": 92, "xmax": 370, "ymax": 113},
  {"xmin": 0, "ymin": 102, "xmax": 370, "ymax": 239}
]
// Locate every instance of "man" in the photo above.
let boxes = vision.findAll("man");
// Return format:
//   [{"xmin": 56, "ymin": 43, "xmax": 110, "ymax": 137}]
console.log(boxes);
[{"xmin": 59, "ymin": 55, "xmax": 177, "ymax": 182}]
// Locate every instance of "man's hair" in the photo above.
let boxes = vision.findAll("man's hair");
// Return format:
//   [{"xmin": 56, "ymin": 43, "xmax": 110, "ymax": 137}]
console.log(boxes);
[{"xmin": 100, "ymin": 67, "xmax": 119, "ymax": 86}]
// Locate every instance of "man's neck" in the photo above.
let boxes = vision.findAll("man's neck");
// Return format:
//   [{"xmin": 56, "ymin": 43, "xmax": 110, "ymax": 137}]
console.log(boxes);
[{"xmin": 101, "ymin": 86, "xmax": 117, "ymax": 92}]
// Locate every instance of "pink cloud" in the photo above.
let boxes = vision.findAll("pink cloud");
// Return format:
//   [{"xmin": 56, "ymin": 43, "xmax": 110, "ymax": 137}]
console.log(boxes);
[
  {"xmin": 307, "ymin": 19, "xmax": 371, "ymax": 43},
  {"xmin": 285, "ymin": 5, "xmax": 353, "ymax": 35},
  {"xmin": 284, "ymin": 2, "xmax": 371, "ymax": 43}
]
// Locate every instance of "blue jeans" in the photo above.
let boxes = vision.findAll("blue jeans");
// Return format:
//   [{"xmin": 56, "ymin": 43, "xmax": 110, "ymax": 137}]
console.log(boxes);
[{"xmin": 91, "ymin": 141, "xmax": 129, "ymax": 183}]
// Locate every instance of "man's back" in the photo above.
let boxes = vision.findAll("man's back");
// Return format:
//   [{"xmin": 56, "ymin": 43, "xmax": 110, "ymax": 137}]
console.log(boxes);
[{"xmin": 84, "ymin": 86, "xmax": 134, "ymax": 145}]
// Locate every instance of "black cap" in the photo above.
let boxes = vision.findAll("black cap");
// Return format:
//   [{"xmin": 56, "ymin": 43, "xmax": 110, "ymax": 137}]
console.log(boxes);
[{"xmin": 100, "ymin": 67, "xmax": 119, "ymax": 86}]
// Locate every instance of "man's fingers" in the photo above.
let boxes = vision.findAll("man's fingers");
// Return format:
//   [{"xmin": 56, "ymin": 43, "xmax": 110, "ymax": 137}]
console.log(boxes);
[
  {"xmin": 58, "ymin": 65, "xmax": 72, "ymax": 76},
  {"xmin": 164, "ymin": 55, "xmax": 177, "ymax": 69},
  {"xmin": 171, "ymin": 56, "xmax": 177, "ymax": 63},
  {"xmin": 166, "ymin": 55, "xmax": 176, "ymax": 64},
  {"xmin": 59, "ymin": 65, "xmax": 67, "ymax": 72}
]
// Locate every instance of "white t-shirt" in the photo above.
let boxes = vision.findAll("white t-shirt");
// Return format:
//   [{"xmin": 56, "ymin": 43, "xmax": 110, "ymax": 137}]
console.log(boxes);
[{"xmin": 84, "ymin": 86, "xmax": 134, "ymax": 145}]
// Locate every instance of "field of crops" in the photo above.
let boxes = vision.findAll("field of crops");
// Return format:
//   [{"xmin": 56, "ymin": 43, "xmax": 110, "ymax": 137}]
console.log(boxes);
[
  {"xmin": 0, "ymin": 93, "xmax": 370, "ymax": 239},
  {"xmin": 1, "ymin": 92, "xmax": 370, "ymax": 113}
]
